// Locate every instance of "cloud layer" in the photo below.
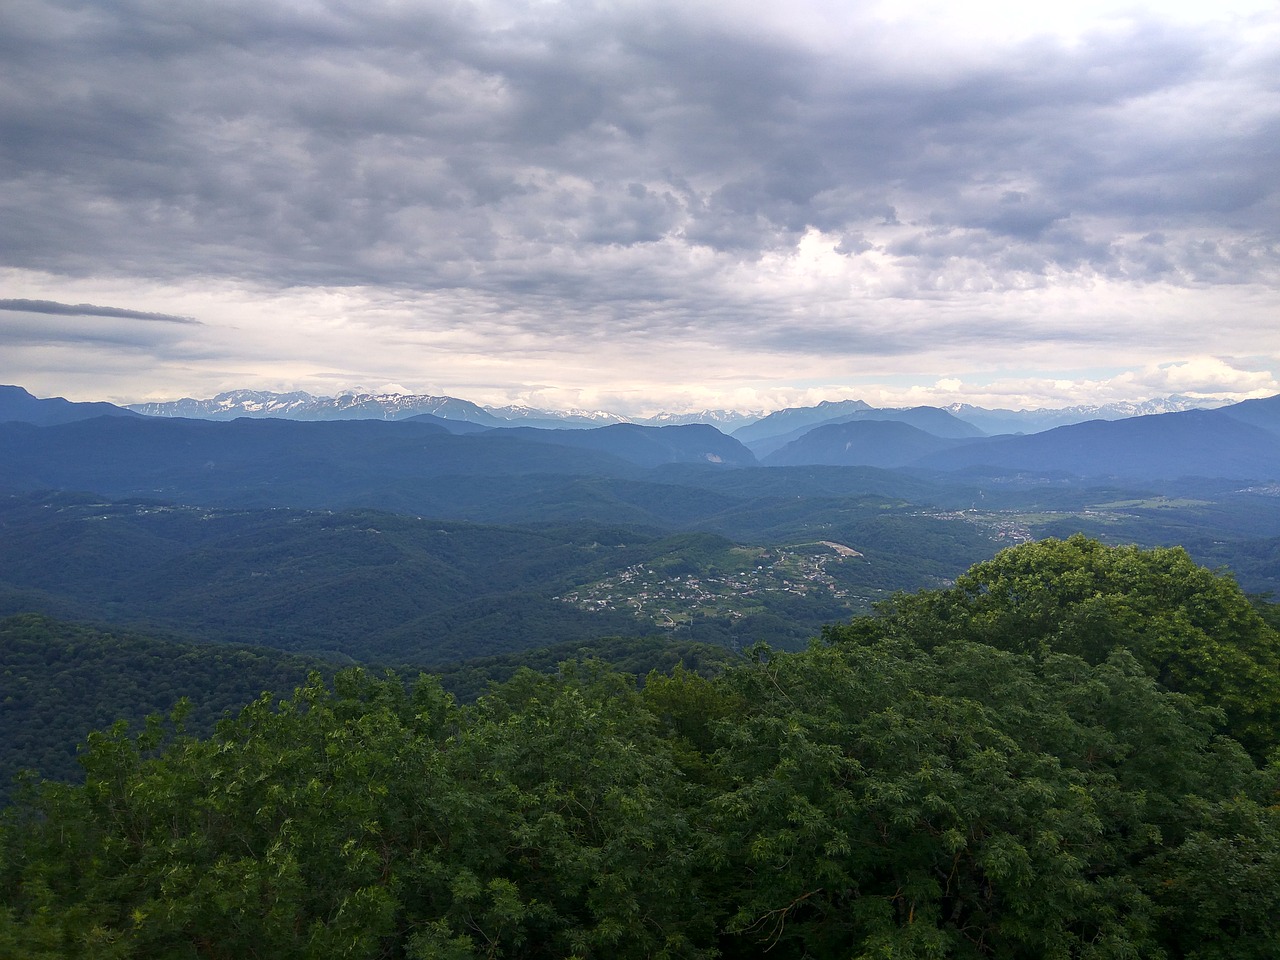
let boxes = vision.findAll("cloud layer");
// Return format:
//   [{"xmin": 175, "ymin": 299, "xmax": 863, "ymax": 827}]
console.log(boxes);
[{"xmin": 2, "ymin": 0, "xmax": 1278, "ymax": 411}]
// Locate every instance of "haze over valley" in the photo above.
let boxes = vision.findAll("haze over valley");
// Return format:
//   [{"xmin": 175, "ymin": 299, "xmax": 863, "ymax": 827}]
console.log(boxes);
[{"xmin": 6, "ymin": 382, "xmax": 1280, "ymax": 663}]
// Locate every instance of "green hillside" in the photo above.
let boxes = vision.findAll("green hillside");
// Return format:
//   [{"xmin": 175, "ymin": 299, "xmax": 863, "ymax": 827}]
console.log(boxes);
[
  {"xmin": 0, "ymin": 615, "xmax": 334, "ymax": 801},
  {"xmin": 0, "ymin": 492, "xmax": 1001, "ymax": 660},
  {"xmin": 0, "ymin": 615, "xmax": 736, "ymax": 805}
]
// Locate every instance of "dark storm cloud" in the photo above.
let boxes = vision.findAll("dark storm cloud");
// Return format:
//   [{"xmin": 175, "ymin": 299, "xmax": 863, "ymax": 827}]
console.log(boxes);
[
  {"xmin": 0, "ymin": 299, "xmax": 198, "ymax": 324},
  {"xmin": 1, "ymin": 0, "xmax": 1277, "ymax": 349}
]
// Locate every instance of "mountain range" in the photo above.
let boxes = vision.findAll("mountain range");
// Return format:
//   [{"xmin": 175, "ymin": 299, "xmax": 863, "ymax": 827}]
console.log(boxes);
[
  {"xmin": 3, "ymin": 384, "xmax": 1278, "ymax": 483},
  {"xmin": 110, "ymin": 387, "xmax": 1225, "ymax": 435},
  {"xmin": 122, "ymin": 388, "xmax": 759, "ymax": 431},
  {"xmin": 4, "ymin": 381, "xmax": 1280, "ymax": 681}
]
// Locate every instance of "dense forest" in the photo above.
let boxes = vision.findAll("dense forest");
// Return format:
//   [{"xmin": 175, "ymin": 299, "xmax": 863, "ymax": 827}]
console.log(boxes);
[
  {"xmin": 3, "ymin": 537, "xmax": 1278, "ymax": 958},
  {"xmin": 0, "ymin": 615, "xmax": 736, "ymax": 803},
  {"xmin": 0, "ymin": 616, "xmax": 339, "ymax": 800}
]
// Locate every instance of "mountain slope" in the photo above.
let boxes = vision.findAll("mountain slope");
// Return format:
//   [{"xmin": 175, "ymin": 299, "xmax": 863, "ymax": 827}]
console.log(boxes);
[
  {"xmin": 634, "ymin": 409, "xmax": 762, "ymax": 431},
  {"xmin": 490, "ymin": 423, "xmax": 757, "ymax": 467},
  {"xmin": 943, "ymin": 395, "xmax": 1232, "ymax": 435},
  {"xmin": 0, "ymin": 614, "xmax": 335, "ymax": 801},
  {"xmin": 918, "ymin": 407, "xmax": 1280, "ymax": 480},
  {"xmin": 0, "ymin": 384, "xmax": 140, "ymax": 426},
  {"xmin": 731, "ymin": 399, "xmax": 874, "ymax": 443},
  {"xmin": 0, "ymin": 416, "xmax": 646, "ymax": 508},
  {"xmin": 0, "ymin": 494, "xmax": 650, "ymax": 660},
  {"xmin": 763, "ymin": 419, "xmax": 970, "ymax": 468},
  {"xmin": 747, "ymin": 405, "xmax": 983, "ymax": 457},
  {"xmin": 1216, "ymin": 394, "xmax": 1280, "ymax": 438}
]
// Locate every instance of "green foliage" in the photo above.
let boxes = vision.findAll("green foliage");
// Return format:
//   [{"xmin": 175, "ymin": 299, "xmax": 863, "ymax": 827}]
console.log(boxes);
[
  {"xmin": 0, "ymin": 614, "xmax": 334, "ymax": 803},
  {"xmin": 706, "ymin": 638, "xmax": 1278, "ymax": 958},
  {"xmin": 429, "ymin": 633, "xmax": 738, "ymax": 703},
  {"xmin": 0, "ymin": 668, "xmax": 716, "ymax": 959},
  {"xmin": 3, "ymin": 538, "xmax": 1279, "ymax": 958},
  {"xmin": 826, "ymin": 535, "xmax": 1280, "ymax": 758},
  {"xmin": 0, "ymin": 491, "xmax": 992, "ymax": 661}
]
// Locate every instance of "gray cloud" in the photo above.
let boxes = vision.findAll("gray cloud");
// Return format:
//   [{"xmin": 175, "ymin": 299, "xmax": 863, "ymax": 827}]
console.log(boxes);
[
  {"xmin": 1, "ymin": 1, "xmax": 1278, "ymax": 405},
  {"xmin": 0, "ymin": 299, "xmax": 198, "ymax": 324}
]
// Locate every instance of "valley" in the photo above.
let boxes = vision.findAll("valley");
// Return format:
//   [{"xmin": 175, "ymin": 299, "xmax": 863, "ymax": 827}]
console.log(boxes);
[{"xmin": 557, "ymin": 540, "xmax": 875, "ymax": 635}]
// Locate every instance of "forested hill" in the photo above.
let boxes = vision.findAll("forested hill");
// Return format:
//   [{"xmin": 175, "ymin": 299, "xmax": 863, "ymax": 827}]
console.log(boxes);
[
  {"xmin": 3, "ymin": 538, "xmax": 1278, "ymax": 958},
  {"xmin": 0, "ymin": 615, "xmax": 335, "ymax": 801},
  {"xmin": 0, "ymin": 491, "xmax": 998, "ymax": 659},
  {"xmin": 0, "ymin": 614, "xmax": 735, "ymax": 805}
]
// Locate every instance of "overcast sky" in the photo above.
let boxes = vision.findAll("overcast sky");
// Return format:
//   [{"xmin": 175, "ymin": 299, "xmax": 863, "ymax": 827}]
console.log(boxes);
[{"xmin": 2, "ymin": 0, "xmax": 1278, "ymax": 414}]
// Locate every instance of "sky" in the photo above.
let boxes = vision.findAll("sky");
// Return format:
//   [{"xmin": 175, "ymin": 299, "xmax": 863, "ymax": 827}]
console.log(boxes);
[{"xmin": 2, "ymin": 0, "xmax": 1278, "ymax": 416}]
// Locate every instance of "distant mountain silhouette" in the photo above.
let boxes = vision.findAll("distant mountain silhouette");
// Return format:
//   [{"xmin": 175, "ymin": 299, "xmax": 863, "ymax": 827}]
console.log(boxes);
[
  {"xmin": 5, "ymin": 386, "xmax": 1278, "ymax": 499},
  {"xmin": 1216, "ymin": 394, "xmax": 1280, "ymax": 438},
  {"xmin": 0, "ymin": 385, "xmax": 140, "ymax": 426},
  {"xmin": 917, "ymin": 405, "xmax": 1280, "ymax": 480},
  {"xmin": 126, "ymin": 389, "xmax": 513, "ymax": 425},
  {"xmin": 0, "ymin": 417, "xmax": 752, "ymax": 511},
  {"xmin": 736, "ymin": 396, "xmax": 1229, "ymax": 446},
  {"xmin": 0, "ymin": 416, "xmax": 646, "ymax": 507},
  {"xmin": 489, "ymin": 423, "xmax": 756, "ymax": 468},
  {"xmin": 746, "ymin": 406, "xmax": 983, "ymax": 458},
  {"xmin": 635, "ymin": 409, "xmax": 762, "ymax": 431},
  {"xmin": 731, "ymin": 399, "xmax": 873, "ymax": 444},
  {"xmin": 404, "ymin": 413, "xmax": 492, "ymax": 434},
  {"xmin": 942, "ymin": 396, "xmax": 1231, "ymax": 435},
  {"xmin": 763, "ymin": 419, "xmax": 969, "ymax": 468}
]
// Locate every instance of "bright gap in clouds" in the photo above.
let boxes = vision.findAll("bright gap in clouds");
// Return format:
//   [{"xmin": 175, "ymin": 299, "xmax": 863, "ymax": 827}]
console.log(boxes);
[
  {"xmin": 713, "ymin": 0, "xmax": 1276, "ymax": 52},
  {"xmin": 863, "ymin": 0, "xmax": 1275, "ymax": 36}
]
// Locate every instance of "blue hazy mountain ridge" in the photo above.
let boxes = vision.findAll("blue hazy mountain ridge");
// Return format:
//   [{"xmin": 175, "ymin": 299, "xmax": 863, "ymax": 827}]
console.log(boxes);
[
  {"xmin": 0, "ymin": 416, "xmax": 654, "ymax": 505},
  {"xmin": 941, "ymin": 396, "xmax": 1232, "ymax": 436},
  {"xmin": 942, "ymin": 404, "xmax": 1094, "ymax": 436},
  {"xmin": 5, "ymin": 385, "xmax": 1280, "ymax": 485},
  {"xmin": 916, "ymin": 406, "xmax": 1280, "ymax": 480},
  {"xmin": 1216, "ymin": 393, "xmax": 1280, "ymax": 437},
  {"xmin": 0, "ymin": 416, "xmax": 752, "ymax": 512},
  {"xmin": 0, "ymin": 384, "xmax": 140, "ymax": 426},
  {"xmin": 730, "ymin": 398, "xmax": 874, "ymax": 443},
  {"xmin": 110, "ymin": 386, "xmax": 1237, "ymax": 436},
  {"xmin": 404, "ymin": 412, "xmax": 492, "ymax": 434},
  {"xmin": 746, "ymin": 405, "xmax": 986, "ymax": 458},
  {"xmin": 129, "ymin": 390, "xmax": 633, "ymax": 429},
  {"xmin": 486, "ymin": 422, "xmax": 757, "ymax": 468},
  {"xmin": 762, "ymin": 419, "xmax": 971, "ymax": 468}
]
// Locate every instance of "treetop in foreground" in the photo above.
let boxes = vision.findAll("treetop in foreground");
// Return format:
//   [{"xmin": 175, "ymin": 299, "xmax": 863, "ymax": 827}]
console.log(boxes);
[{"xmin": 826, "ymin": 534, "xmax": 1280, "ymax": 758}]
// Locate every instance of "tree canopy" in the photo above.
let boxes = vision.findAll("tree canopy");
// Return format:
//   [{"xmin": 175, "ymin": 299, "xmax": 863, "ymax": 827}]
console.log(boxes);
[
  {"xmin": 2, "ymin": 537, "xmax": 1278, "ymax": 958},
  {"xmin": 824, "ymin": 534, "xmax": 1280, "ymax": 758}
]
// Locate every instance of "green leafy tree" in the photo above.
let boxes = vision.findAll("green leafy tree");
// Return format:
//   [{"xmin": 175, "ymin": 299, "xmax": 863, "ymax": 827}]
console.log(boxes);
[
  {"xmin": 705, "ymin": 639, "xmax": 1279, "ymax": 959},
  {"xmin": 826, "ymin": 535, "xmax": 1280, "ymax": 757},
  {"xmin": 5, "ymin": 538, "xmax": 1280, "ymax": 958},
  {"xmin": 0, "ymin": 666, "xmax": 716, "ymax": 959}
]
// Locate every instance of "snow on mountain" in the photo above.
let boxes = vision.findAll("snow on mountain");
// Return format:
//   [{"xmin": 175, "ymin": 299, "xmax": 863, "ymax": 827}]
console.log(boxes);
[
  {"xmin": 484, "ymin": 404, "xmax": 627, "ymax": 426},
  {"xmin": 636, "ymin": 410, "xmax": 764, "ymax": 431},
  {"xmin": 126, "ymin": 389, "xmax": 1231, "ymax": 436},
  {"xmin": 128, "ymin": 391, "xmax": 506, "ymax": 425},
  {"xmin": 943, "ymin": 395, "xmax": 1232, "ymax": 435},
  {"xmin": 128, "ymin": 390, "xmax": 760, "ymax": 430}
]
